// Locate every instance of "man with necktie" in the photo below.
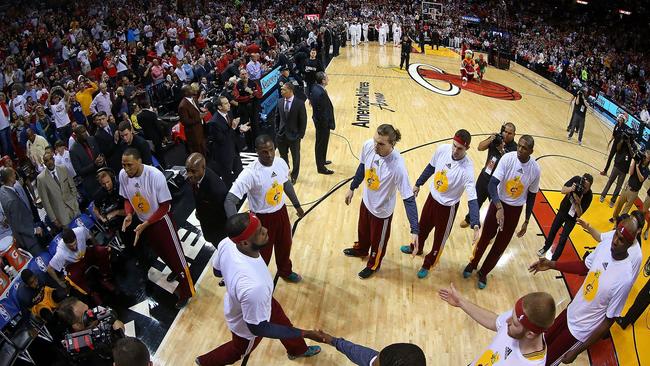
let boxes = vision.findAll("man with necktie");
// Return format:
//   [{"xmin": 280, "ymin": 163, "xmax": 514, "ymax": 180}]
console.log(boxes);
[
  {"xmin": 275, "ymin": 83, "xmax": 307, "ymax": 184},
  {"xmin": 310, "ymin": 72, "xmax": 335, "ymax": 175},
  {"xmin": 37, "ymin": 152, "xmax": 80, "ymax": 230},
  {"xmin": 206, "ymin": 96, "xmax": 248, "ymax": 188}
]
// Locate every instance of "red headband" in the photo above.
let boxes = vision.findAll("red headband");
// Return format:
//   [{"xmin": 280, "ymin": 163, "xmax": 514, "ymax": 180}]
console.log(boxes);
[
  {"xmin": 453, "ymin": 135, "xmax": 470, "ymax": 149},
  {"xmin": 616, "ymin": 222, "xmax": 635, "ymax": 244},
  {"xmin": 229, "ymin": 212, "xmax": 261, "ymax": 243},
  {"xmin": 514, "ymin": 297, "xmax": 546, "ymax": 334}
]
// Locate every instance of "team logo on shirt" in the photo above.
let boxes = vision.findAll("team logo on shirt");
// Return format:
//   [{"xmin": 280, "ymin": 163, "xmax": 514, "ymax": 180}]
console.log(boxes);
[
  {"xmin": 132, "ymin": 191, "xmax": 151, "ymax": 214},
  {"xmin": 475, "ymin": 350, "xmax": 500, "ymax": 365},
  {"xmin": 583, "ymin": 270, "xmax": 601, "ymax": 302},
  {"xmin": 505, "ymin": 176, "xmax": 524, "ymax": 199},
  {"xmin": 433, "ymin": 170, "xmax": 449, "ymax": 193},
  {"xmin": 265, "ymin": 180, "xmax": 284, "ymax": 206},
  {"xmin": 365, "ymin": 168, "xmax": 380, "ymax": 191}
]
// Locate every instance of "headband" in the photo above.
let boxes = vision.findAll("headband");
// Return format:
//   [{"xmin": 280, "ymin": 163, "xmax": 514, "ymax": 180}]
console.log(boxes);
[
  {"xmin": 617, "ymin": 222, "xmax": 635, "ymax": 244},
  {"xmin": 453, "ymin": 135, "xmax": 470, "ymax": 149},
  {"xmin": 514, "ymin": 297, "xmax": 546, "ymax": 334},
  {"xmin": 229, "ymin": 212, "xmax": 261, "ymax": 243}
]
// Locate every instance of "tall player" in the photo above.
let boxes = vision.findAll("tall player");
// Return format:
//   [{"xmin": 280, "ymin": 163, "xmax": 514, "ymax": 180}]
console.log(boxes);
[
  {"xmin": 462, "ymin": 135, "xmax": 540, "ymax": 289},
  {"xmin": 120, "ymin": 148, "xmax": 195, "ymax": 308},
  {"xmin": 400, "ymin": 130, "xmax": 481, "ymax": 279},
  {"xmin": 440, "ymin": 284, "xmax": 556, "ymax": 365},
  {"xmin": 196, "ymin": 213, "xmax": 321, "ymax": 365},
  {"xmin": 343, "ymin": 124, "xmax": 419, "ymax": 279},
  {"xmin": 224, "ymin": 135, "xmax": 305, "ymax": 283}
]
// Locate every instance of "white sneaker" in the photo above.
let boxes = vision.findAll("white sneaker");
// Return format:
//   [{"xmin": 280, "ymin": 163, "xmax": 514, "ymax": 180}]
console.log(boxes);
[{"xmin": 578, "ymin": 141, "xmax": 582, "ymax": 146}]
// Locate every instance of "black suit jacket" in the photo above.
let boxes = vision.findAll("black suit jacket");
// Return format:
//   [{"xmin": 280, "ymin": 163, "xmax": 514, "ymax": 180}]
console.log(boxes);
[
  {"xmin": 94, "ymin": 123, "xmax": 118, "ymax": 160},
  {"xmin": 70, "ymin": 137, "xmax": 102, "ymax": 198},
  {"xmin": 310, "ymin": 84, "xmax": 335, "ymax": 130},
  {"xmin": 137, "ymin": 109, "xmax": 164, "ymax": 151},
  {"xmin": 115, "ymin": 135, "xmax": 153, "ymax": 170},
  {"xmin": 192, "ymin": 168, "xmax": 228, "ymax": 244},
  {"xmin": 275, "ymin": 97, "xmax": 307, "ymax": 141},
  {"xmin": 206, "ymin": 111, "xmax": 241, "ymax": 175}
]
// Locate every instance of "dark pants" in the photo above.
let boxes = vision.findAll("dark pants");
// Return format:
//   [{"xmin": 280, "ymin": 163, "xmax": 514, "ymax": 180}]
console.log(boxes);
[
  {"xmin": 354, "ymin": 202, "xmax": 393, "ymax": 270},
  {"xmin": 568, "ymin": 114, "xmax": 585, "ymax": 142},
  {"xmin": 400, "ymin": 53, "xmax": 410, "ymax": 69},
  {"xmin": 619, "ymin": 276, "xmax": 650, "ymax": 327},
  {"xmin": 415, "ymin": 195, "xmax": 458, "ymax": 269},
  {"xmin": 196, "ymin": 298, "xmax": 308, "ymax": 365},
  {"xmin": 255, "ymin": 205, "xmax": 294, "ymax": 278},
  {"xmin": 314, "ymin": 127, "xmax": 330, "ymax": 171},
  {"xmin": 464, "ymin": 172, "xmax": 491, "ymax": 224},
  {"xmin": 542, "ymin": 210, "xmax": 576, "ymax": 261},
  {"xmin": 238, "ymin": 101, "xmax": 258, "ymax": 149},
  {"xmin": 0, "ymin": 127, "xmax": 13, "ymax": 158},
  {"xmin": 603, "ymin": 139, "xmax": 619, "ymax": 173},
  {"xmin": 545, "ymin": 309, "xmax": 580, "ymax": 366},
  {"xmin": 56, "ymin": 124, "xmax": 73, "ymax": 142},
  {"xmin": 277, "ymin": 136, "xmax": 301, "ymax": 180}
]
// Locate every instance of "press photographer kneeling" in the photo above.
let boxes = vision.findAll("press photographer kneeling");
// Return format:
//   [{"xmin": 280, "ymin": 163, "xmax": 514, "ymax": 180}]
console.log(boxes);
[{"xmin": 537, "ymin": 174, "xmax": 593, "ymax": 260}]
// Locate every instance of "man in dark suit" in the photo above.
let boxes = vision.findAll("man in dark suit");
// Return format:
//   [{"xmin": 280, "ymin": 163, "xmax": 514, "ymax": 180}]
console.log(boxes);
[
  {"xmin": 206, "ymin": 96, "xmax": 248, "ymax": 188},
  {"xmin": 137, "ymin": 99, "xmax": 165, "ymax": 164},
  {"xmin": 0, "ymin": 167, "xmax": 44, "ymax": 255},
  {"xmin": 93, "ymin": 111, "xmax": 119, "ymax": 167},
  {"xmin": 185, "ymin": 153, "xmax": 228, "ymax": 245},
  {"xmin": 275, "ymin": 82, "xmax": 307, "ymax": 184},
  {"xmin": 117, "ymin": 121, "xmax": 153, "ymax": 167},
  {"xmin": 70, "ymin": 125, "xmax": 105, "ymax": 200},
  {"xmin": 178, "ymin": 85, "xmax": 206, "ymax": 156},
  {"xmin": 311, "ymin": 72, "xmax": 335, "ymax": 174}
]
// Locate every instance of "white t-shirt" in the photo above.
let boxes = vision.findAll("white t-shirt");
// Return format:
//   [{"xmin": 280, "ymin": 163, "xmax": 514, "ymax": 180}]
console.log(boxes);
[
  {"xmin": 471, "ymin": 311, "xmax": 546, "ymax": 365},
  {"xmin": 49, "ymin": 227, "xmax": 90, "ymax": 272},
  {"xmin": 229, "ymin": 158, "xmax": 289, "ymax": 214},
  {"xmin": 119, "ymin": 165, "xmax": 172, "ymax": 222},
  {"xmin": 10, "ymin": 95, "xmax": 26, "ymax": 116},
  {"xmin": 359, "ymin": 139, "xmax": 414, "ymax": 219},
  {"xmin": 567, "ymin": 230, "xmax": 642, "ymax": 342},
  {"xmin": 427, "ymin": 144, "xmax": 477, "ymax": 206},
  {"xmin": 212, "ymin": 238, "xmax": 274, "ymax": 340},
  {"xmin": 492, "ymin": 152, "xmax": 540, "ymax": 206},
  {"xmin": 54, "ymin": 150, "xmax": 76, "ymax": 178},
  {"xmin": 50, "ymin": 99, "xmax": 71, "ymax": 128}
]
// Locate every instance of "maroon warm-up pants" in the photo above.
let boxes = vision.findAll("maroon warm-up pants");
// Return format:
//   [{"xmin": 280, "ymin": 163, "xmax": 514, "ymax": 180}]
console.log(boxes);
[
  {"xmin": 145, "ymin": 214, "xmax": 195, "ymax": 301},
  {"xmin": 66, "ymin": 245, "xmax": 111, "ymax": 295},
  {"xmin": 353, "ymin": 202, "xmax": 393, "ymax": 270},
  {"xmin": 196, "ymin": 297, "xmax": 308, "ymax": 365},
  {"xmin": 256, "ymin": 205, "xmax": 294, "ymax": 278},
  {"xmin": 407, "ymin": 195, "xmax": 458, "ymax": 269},
  {"xmin": 467, "ymin": 201, "xmax": 522, "ymax": 276},
  {"xmin": 545, "ymin": 309, "xmax": 581, "ymax": 366}
]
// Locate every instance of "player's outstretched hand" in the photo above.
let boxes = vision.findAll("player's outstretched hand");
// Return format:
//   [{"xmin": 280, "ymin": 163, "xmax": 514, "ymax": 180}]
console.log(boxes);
[
  {"xmin": 410, "ymin": 234, "xmax": 419, "ymax": 258},
  {"xmin": 412, "ymin": 185, "xmax": 420, "ymax": 198},
  {"xmin": 438, "ymin": 283, "xmax": 462, "ymax": 307},
  {"xmin": 295, "ymin": 206, "xmax": 305, "ymax": 218},
  {"xmin": 528, "ymin": 258, "xmax": 553, "ymax": 274},
  {"xmin": 516, "ymin": 221, "xmax": 527, "ymax": 238},
  {"xmin": 344, "ymin": 189, "xmax": 354, "ymax": 205},
  {"xmin": 122, "ymin": 214, "xmax": 133, "ymax": 232},
  {"xmin": 303, "ymin": 329, "xmax": 334, "ymax": 344}
]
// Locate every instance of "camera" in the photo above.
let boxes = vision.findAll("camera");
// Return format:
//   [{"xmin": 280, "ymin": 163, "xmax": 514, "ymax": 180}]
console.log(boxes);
[
  {"xmin": 491, "ymin": 132, "xmax": 503, "ymax": 147},
  {"xmin": 62, "ymin": 306, "xmax": 123, "ymax": 361},
  {"xmin": 573, "ymin": 176, "xmax": 586, "ymax": 196}
]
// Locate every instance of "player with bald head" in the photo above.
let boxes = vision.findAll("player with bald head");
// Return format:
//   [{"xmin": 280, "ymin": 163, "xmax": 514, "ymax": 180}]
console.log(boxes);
[
  {"xmin": 529, "ymin": 214, "xmax": 644, "ymax": 365},
  {"xmin": 440, "ymin": 285, "xmax": 556, "ymax": 365},
  {"xmin": 185, "ymin": 152, "xmax": 228, "ymax": 245}
]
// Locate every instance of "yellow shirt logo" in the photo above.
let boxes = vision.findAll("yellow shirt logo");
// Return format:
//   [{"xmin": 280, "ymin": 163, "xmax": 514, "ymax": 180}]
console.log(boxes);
[
  {"xmin": 434, "ymin": 170, "xmax": 449, "ymax": 193},
  {"xmin": 505, "ymin": 176, "xmax": 524, "ymax": 199},
  {"xmin": 365, "ymin": 167, "xmax": 380, "ymax": 191},
  {"xmin": 265, "ymin": 180, "xmax": 284, "ymax": 206},
  {"xmin": 132, "ymin": 191, "xmax": 151, "ymax": 214},
  {"xmin": 583, "ymin": 270, "xmax": 601, "ymax": 302},
  {"xmin": 476, "ymin": 350, "xmax": 500, "ymax": 366}
]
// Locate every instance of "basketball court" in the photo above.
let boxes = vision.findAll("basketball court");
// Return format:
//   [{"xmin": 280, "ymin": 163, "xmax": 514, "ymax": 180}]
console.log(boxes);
[{"xmin": 153, "ymin": 43, "xmax": 650, "ymax": 365}]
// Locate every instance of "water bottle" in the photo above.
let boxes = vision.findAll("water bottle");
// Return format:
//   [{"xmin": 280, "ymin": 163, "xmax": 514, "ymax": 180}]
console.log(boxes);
[{"xmin": 4, "ymin": 266, "xmax": 18, "ymax": 280}]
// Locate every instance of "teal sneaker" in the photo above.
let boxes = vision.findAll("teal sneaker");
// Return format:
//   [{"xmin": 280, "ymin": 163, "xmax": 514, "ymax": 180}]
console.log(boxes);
[
  {"xmin": 417, "ymin": 268, "xmax": 429, "ymax": 279},
  {"xmin": 477, "ymin": 273, "xmax": 487, "ymax": 289},
  {"xmin": 288, "ymin": 345, "xmax": 321, "ymax": 360},
  {"xmin": 283, "ymin": 272, "xmax": 302, "ymax": 283},
  {"xmin": 462, "ymin": 264, "xmax": 474, "ymax": 279},
  {"xmin": 400, "ymin": 245, "xmax": 413, "ymax": 254}
]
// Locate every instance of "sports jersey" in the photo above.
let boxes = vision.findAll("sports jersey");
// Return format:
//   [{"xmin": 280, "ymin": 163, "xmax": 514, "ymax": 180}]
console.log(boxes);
[
  {"xmin": 427, "ymin": 144, "xmax": 477, "ymax": 206},
  {"xmin": 492, "ymin": 152, "xmax": 541, "ymax": 206},
  {"xmin": 567, "ymin": 230, "xmax": 642, "ymax": 342},
  {"xmin": 229, "ymin": 158, "xmax": 289, "ymax": 214},
  {"xmin": 213, "ymin": 238, "xmax": 274, "ymax": 340},
  {"xmin": 118, "ymin": 165, "xmax": 172, "ymax": 222},
  {"xmin": 50, "ymin": 99, "xmax": 71, "ymax": 128},
  {"xmin": 359, "ymin": 139, "xmax": 414, "ymax": 219},
  {"xmin": 471, "ymin": 311, "xmax": 546, "ymax": 365},
  {"xmin": 49, "ymin": 227, "xmax": 90, "ymax": 272}
]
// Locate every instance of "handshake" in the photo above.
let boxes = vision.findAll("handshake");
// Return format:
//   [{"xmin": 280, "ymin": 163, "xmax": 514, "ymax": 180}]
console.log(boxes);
[{"xmin": 302, "ymin": 329, "xmax": 334, "ymax": 345}]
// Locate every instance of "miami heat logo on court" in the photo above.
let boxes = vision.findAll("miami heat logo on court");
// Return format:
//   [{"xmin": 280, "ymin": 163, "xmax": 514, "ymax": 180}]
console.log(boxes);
[
  {"xmin": 408, "ymin": 63, "xmax": 522, "ymax": 100},
  {"xmin": 583, "ymin": 270, "xmax": 601, "ymax": 302},
  {"xmin": 505, "ymin": 177, "xmax": 524, "ymax": 199},
  {"xmin": 265, "ymin": 181, "xmax": 284, "ymax": 206},
  {"xmin": 433, "ymin": 170, "xmax": 449, "ymax": 192}
]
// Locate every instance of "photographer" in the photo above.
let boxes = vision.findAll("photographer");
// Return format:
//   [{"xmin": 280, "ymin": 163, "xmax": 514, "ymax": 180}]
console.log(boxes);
[
  {"xmin": 601, "ymin": 113, "xmax": 627, "ymax": 176},
  {"xmin": 57, "ymin": 297, "xmax": 124, "ymax": 365},
  {"xmin": 460, "ymin": 122, "xmax": 516, "ymax": 228},
  {"xmin": 566, "ymin": 91, "xmax": 587, "ymax": 145},
  {"xmin": 537, "ymin": 174, "xmax": 593, "ymax": 260},
  {"xmin": 612, "ymin": 150, "xmax": 650, "ymax": 222},
  {"xmin": 600, "ymin": 136, "xmax": 633, "ymax": 207}
]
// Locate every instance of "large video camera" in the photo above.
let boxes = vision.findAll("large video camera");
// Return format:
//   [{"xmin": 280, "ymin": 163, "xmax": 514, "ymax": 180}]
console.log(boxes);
[
  {"xmin": 62, "ymin": 306, "xmax": 123, "ymax": 362},
  {"xmin": 573, "ymin": 176, "xmax": 586, "ymax": 197}
]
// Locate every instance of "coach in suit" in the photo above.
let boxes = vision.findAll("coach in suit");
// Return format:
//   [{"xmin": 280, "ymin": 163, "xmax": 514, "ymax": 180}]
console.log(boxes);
[
  {"xmin": 206, "ymin": 96, "xmax": 247, "ymax": 188},
  {"xmin": 185, "ymin": 153, "xmax": 228, "ymax": 245},
  {"xmin": 311, "ymin": 72, "xmax": 335, "ymax": 174},
  {"xmin": 70, "ymin": 125, "xmax": 105, "ymax": 200},
  {"xmin": 178, "ymin": 85, "xmax": 207, "ymax": 156},
  {"xmin": 93, "ymin": 111, "xmax": 119, "ymax": 165},
  {"xmin": 37, "ymin": 152, "xmax": 80, "ymax": 229},
  {"xmin": 275, "ymin": 82, "xmax": 307, "ymax": 183},
  {"xmin": 0, "ymin": 167, "xmax": 43, "ymax": 255}
]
